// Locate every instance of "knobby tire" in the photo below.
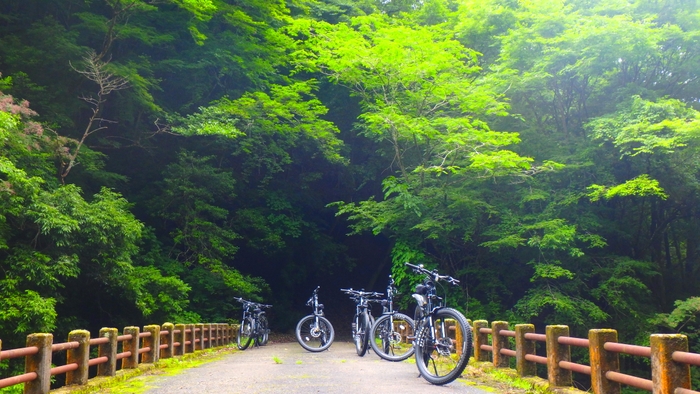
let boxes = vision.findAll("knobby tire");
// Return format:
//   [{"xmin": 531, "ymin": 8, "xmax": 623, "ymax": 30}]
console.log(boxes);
[
  {"xmin": 257, "ymin": 314, "xmax": 269, "ymax": 346},
  {"xmin": 414, "ymin": 308, "xmax": 473, "ymax": 385},
  {"xmin": 295, "ymin": 315, "xmax": 335, "ymax": 352},
  {"xmin": 237, "ymin": 317, "xmax": 254, "ymax": 350},
  {"xmin": 369, "ymin": 312, "xmax": 415, "ymax": 362},
  {"xmin": 355, "ymin": 312, "xmax": 370, "ymax": 357}
]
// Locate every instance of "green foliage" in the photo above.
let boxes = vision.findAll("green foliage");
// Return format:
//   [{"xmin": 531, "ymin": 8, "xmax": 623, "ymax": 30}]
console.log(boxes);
[
  {"xmin": 7, "ymin": 3, "xmax": 700, "ymax": 387},
  {"xmin": 587, "ymin": 174, "xmax": 668, "ymax": 201},
  {"xmin": 653, "ymin": 297, "xmax": 700, "ymax": 332},
  {"xmin": 587, "ymin": 96, "xmax": 700, "ymax": 158}
]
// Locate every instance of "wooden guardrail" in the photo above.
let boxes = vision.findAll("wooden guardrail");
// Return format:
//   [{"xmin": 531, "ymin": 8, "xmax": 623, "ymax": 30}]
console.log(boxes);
[
  {"xmin": 472, "ymin": 320, "xmax": 700, "ymax": 394},
  {"xmin": 0, "ymin": 322, "xmax": 235, "ymax": 394}
]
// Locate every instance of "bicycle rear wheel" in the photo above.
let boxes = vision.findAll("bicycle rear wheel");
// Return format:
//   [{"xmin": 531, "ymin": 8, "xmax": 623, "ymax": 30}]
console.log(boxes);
[
  {"xmin": 257, "ymin": 315, "xmax": 269, "ymax": 346},
  {"xmin": 237, "ymin": 317, "xmax": 254, "ymax": 350},
  {"xmin": 354, "ymin": 312, "xmax": 370, "ymax": 357},
  {"xmin": 369, "ymin": 313, "xmax": 415, "ymax": 361},
  {"xmin": 414, "ymin": 308, "xmax": 473, "ymax": 385},
  {"xmin": 295, "ymin": 315, "xmax": 335, "ymax": 352}
]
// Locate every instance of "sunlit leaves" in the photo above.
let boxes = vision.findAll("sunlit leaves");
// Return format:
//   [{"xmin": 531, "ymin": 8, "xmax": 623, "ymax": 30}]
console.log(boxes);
[
  {"xmin": 587, "ymin": 174, "xmax": 668, "ymax": 201},
  {"xmin": 588, "ymin": 96, "xmax": 700, "ymax": 157},
  {"xmin": 175, "ymin": 81, "xmax": 344, "ymax": 164}
]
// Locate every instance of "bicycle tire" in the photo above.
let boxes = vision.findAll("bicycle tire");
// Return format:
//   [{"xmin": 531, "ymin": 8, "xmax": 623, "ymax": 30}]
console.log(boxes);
[
  {"xmin": 257, "ymin": 314, "xmax": 269, "ymax": 346},
  {"xmin": 369, "ymin": 313, "xmax": 415, "ymax": 362},
  {"xmin": 237, "ymin": 317, "xmax": 254, "ymax": 350},
  {"xmin": 355, "ymin": 312, "xmax": 370, "ymax": 357},
  {"xmin": 295, "ymin": 315, "xmax": 335, "ymax": 352},
  {"xmin": 414, "ymin": 308, "xmax": 473, "ymax": 385}
]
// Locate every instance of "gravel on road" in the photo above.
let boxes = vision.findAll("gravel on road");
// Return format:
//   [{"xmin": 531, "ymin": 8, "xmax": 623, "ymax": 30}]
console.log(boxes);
[{"xmin": 141, "ymin": 341, "xmax": 496, "ymax": 394}]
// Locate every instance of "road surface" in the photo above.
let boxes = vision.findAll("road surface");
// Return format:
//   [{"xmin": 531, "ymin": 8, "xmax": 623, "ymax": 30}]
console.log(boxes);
[{"xmin": 142, "ymin": 341, "xmax": 494, "ymax": 394}]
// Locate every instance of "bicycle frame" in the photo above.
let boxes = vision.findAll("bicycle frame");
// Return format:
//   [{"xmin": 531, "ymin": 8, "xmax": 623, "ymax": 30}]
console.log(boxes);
[
  {"xmin": 296, "ymin": 286, "xmax": 335, "ymax": 352},
  {"xmin": 341, "ymin": 288, "xmax": 383, "ymax": 356},
  {"xmin": 307, "ymin": 287, "xmax": 325, "ymax": 335},
  {"xmin": 235, "ymin": 297, "xmax": 271, "ymax": 349},
  {"xmin": 408, "ymin": 264, "xmax": 454, "ymax": 351}
]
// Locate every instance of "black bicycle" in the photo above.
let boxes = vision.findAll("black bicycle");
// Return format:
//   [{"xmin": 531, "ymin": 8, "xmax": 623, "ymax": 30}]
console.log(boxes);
[
  {"xmin": 406, "ymin": 262, "xmax": 473, "ymax": 385},
  {"xmin": 235, "ymin": 297, "xmax": 272, "ymax": 350},
  {"xmin": 341, "ymin": 288, "xmax": 383, "ymax": 357},
  {"xmin": 295, "ymin": 286, "xmax": 335, "ymax": 352},
  {"xmin": 369, "ymin": 275, "xmax": 416, "ymax": 361}
]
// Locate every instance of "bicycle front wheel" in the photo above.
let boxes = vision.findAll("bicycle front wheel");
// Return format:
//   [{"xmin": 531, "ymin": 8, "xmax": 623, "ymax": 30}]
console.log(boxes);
[
  {"xmin": 295, "ymin": 315, "xmax": 335, "ymax": 352},
  {"xmin": 354, "ymin": 312, "xmax": 370, "ymax": 357},
  {"xmin": 257, "ymin": 315, "xmax": 269, "ymax": 346},
  {"xmin": 370, "ymin": 313, "xmax": 415, "ymax": 362},
  {"xmin": 237, "ymin": 317, "xmax": 254, "ymax": 350},
  {"xmin": 414, "ymin": 308, "xmax": 473, "ymax": 385}
]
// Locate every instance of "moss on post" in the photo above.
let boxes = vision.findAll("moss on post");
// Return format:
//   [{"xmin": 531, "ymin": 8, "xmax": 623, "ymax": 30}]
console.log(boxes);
[
  {"xmin": 24, "ymin": 333, "xmax": 52, "ymax": 394},
  {"xmin": 65, "ymin": 330, "xmax": 90, "ymax": 386},
  {"xmin": 186, "ymin": 324, "xmax": 195, "ymax": 353},
  {"xmin": 204, "ymin": 323, "xmax": 212, "ymax": 349},
  {"xmin": 473, "ymin": 320, "xmax": 490, "ymax": 362},
  {"xmin": 515, "ymin": 324, "xmax": 536, "ymax": 377},
  {"xmin": 651, "ymin": 334, "xmax": 691, "ymax": 394},
  {"xmin": 546, "ymin": 325, "xmax": 572, "ymax": 387},
  {"xmin": 195, "ymin": 324, "xmax": 204, "ymax": 351},
  {"xmin": 142, "ymin": 325, "xmax": 160, "ymax": 364},
  {"xmin": 174, "ymin": 324, "xmax": 185, "ymax": 356},
  {"xmin": 492, "ymin": 321, "xmax": 510, "ymax": 368},
  {"xmin": 97, "ymin": 328, "xmax": 117, "ymax": 377},
  {"xmin": 589, "ymin": 329, "xmax": 620, "ymax": 394},
  {"xmin": 160, "ymin": 323, "xmax": 174, "ymax": 359},
  {"xmin": 121, "ymin": 327, "xmax": 139, "ymax": 369}
]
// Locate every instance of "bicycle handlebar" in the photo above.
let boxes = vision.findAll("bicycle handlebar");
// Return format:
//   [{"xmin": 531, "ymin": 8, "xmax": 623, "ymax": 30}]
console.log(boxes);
[
  {"xmin": 404, "ymin": 262, "xmax": 460, "ymax": 285},
  {"xmin": 235, "ymin": 297, "xmax": 272, "ymax": 309},
  {"xmin": 340, "ymin": 288, "xmax": 384, "ymax": 298}
]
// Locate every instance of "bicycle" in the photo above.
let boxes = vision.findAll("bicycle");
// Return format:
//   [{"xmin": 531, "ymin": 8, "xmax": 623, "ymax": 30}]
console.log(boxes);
[
  {"xmin": 295, "ymin": 286, "xmax": 335, "ymax": 352},
  {"xmin": 235, "ymin": 297, "xmax": 272, "ymax": 350},
  {"xmin": 341, "ymin": 288, "xmax": 383, "ymax": 357},
  {"xmin": 405, "ymin": 262, "xmax": 473, "ymax": 385},
  {"xmin": 369, "ymin": 275, "xmax": 416, "ymax": 361}
]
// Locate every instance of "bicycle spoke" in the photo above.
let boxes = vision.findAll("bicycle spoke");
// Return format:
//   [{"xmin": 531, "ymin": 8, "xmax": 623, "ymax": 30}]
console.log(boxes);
[{"xmin": 414, "ymin": 308, "xmax": 472, "ymax": 385}]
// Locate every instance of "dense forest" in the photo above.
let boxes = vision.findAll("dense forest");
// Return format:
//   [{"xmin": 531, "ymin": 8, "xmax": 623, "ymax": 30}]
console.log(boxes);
[{"xmin": 2, "ymin": 0, "xmax": 700, "ymax": 383}]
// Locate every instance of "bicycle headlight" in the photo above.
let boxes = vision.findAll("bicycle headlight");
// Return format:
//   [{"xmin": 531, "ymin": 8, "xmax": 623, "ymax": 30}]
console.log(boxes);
[{"xmin": 412, "ymin": 293, "xmax": 427, "ymax": 306}]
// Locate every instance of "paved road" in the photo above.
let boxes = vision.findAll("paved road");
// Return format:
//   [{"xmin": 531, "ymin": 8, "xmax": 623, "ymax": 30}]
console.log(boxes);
[{"xmin": 142, "ymin": 341, "xmax": 493, "ymax": 394}]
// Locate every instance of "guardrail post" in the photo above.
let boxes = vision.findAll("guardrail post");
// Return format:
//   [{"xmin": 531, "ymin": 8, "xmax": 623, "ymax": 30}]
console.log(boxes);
[
  {"xmin": 24, "ymin": 333, "xmax": 52, "ymax": 394},
  {"xmin": 473, "ymin": 320, "xmax": 489, "ymax": 362},
  {"xmin": 546, "ymin": 325, "xmax": 572, "ymax": 387},
  {"xmin": 195, "ymin": 324, "xmax": 204, "ymax": 351},
  {"xmin": 121, "ymin": 327, "xmax": 139, "ymax": 369},
  {"xmin": 160, "ymin": 323, "xmax": 174, "ymax": 359},
  {"xmin": 203, "ymin": 323, "xmax": 211, "ymax": 349},
  {"xmin": 651, "ymin": 334, "xmax": 691, "ymax": 394},
  {"xmin": 174, "ymin": 324, "xmax": 185, "ymax": 356},
  {"xmin": 97, "ymin": 328, "xmax": 117, "ymax": 376},
  {"xmin": 589, "ymin": 329, "xmax": 620, "ymax": 394},
  {"xmin": 186, "ymin": 324, "xmax": 196, "ymax": 353},
  {"xmin": 214, "ymin": 324, "xmax": 221, "ymax": 347},
  {"xmin": 515, "ymin": 324, "xmax": 536, "ymax": 377},
  {"xmin": 65, "ymin": 330, "xmax": 90, "ymax": 386},
  {"xmin": 492, "ymin": 321, "xmax": 510, "ymax": 368},
  {"xmin": 142, "ymin": 325, "xmax": 160, "ymax": 363}
]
